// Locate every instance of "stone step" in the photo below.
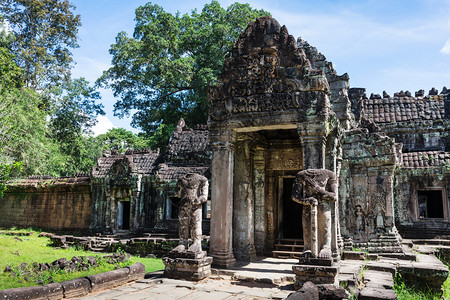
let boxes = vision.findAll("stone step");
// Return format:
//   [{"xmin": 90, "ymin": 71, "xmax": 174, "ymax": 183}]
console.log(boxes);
[
  {"xmin": 378, "ymin": 252, "xmax": 416, "ymax": 260},
  {"xmin": 276, "ymin": 238, "xmax": 303, "ymax": 245},
  {"xmin": 274, "ymin": 244, "xmax": 304, "ymax": 251},
  {"xmin": 90, "ymin": 247, "xmax": 106, "ymax": 252},
  {"xmin": 359, "ymin": 270, "xmax": 396, "ymax": 300},
  {"xmin": 412, "ymin": 238, "xmax": 450, "ymax": 246},
  {"xmin": 272, "ymin": 250, "xmax": 303, "ymax": 259}
]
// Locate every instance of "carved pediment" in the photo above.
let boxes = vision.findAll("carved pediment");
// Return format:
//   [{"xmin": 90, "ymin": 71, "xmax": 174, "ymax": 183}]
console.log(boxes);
[
  {"xmin": 209, "ymin": 16, "xmax": 329, "ymax": 125},
  {"xmin": 108, "ymin": 158, "xmax": 132, "ymax": 187}
]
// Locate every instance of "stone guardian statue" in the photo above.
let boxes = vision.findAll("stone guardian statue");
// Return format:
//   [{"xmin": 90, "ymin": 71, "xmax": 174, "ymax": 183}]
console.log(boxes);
[
  {"xmin": 292, "ymin": 169, "xmax": 337, "ymax": 259},
  {"xmin": 172, "ymin": 173, "xmax": 209, "ymax": 253}
]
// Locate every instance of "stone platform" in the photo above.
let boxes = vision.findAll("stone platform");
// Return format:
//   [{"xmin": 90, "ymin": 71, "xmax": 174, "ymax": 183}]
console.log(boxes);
[
  {"xmin": 292, "ymin": 257, "xmax": 339, "ymax": 288},
  {"xmin": 212, "ymin": 257, "xmax": 297, "ymax": 285},
  {"xmin": 163, "ymin": 251, "xmax": 213, "ymax": 281}
]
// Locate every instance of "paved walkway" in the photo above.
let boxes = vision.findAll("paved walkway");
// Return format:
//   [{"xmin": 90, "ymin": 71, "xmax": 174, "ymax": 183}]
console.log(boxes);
[
  {"xmin": 79, "ymin": 258, "xmax": 297, "ymax": 300},
  {"xmin": 78, "ymin": 252, "xmax": 448, "ymax": 300},
  {"xmin": 79, "ymin": 276, "xmax": 293, "ymax": 300}
]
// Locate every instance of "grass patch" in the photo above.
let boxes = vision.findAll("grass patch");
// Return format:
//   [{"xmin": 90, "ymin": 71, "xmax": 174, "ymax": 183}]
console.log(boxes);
[
  {"xmin": 394, "ymin": 273, "xmax": 444, "ymax": 300},
  {"xmin": 0, "ymin": 228, "xmax": 164, "ymax": 290}
]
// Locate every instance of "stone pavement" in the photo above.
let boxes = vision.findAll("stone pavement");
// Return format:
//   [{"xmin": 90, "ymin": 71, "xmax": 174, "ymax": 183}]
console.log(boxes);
[
  {"xmin": 213, "ymin": 257, "xmax": 297, "ymax": 284},
  {"xmin": 77, "ymin": 253, "xmax": 448, "ymax": 300},
  {"xmin": 79, "ymin": 258, "xmax": 297, "ymax": 300},
  {"xmin": 78, "ymin": 276, "xmax": 294, "ymax": 300}
]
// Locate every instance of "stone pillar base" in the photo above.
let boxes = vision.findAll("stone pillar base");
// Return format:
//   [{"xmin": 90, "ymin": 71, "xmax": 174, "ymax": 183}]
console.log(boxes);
[
  {"xmin": 210, "ymin": 252, "xmax": 236, "ymax": 268},
  {"xmin": 163, "ymin": 251, "xmax": 213, "ymax": 281},
  {"xmin": 292, "ymin": 258, "xmax": 339, "ymax": 289}
]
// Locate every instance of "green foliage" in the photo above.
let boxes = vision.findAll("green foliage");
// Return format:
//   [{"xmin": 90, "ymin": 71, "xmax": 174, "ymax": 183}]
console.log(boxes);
[
  {"xmin": 0, "ymin": 0, "xmax": 81, "ymax": 89},
  {"xmin": 0, "ymin": 47, "xmax": 22, "ymax": 91},
  {"xmin": 394, "ymin": 273, "xmax": 444, "ymax": 299},
  {"xmin": 0, "ymin": 45, "xmax": 24, "ymax": 193},
  {"xmin": 96, "ymin": 128, "xmax": 150, "ymax": 154},
  {"xmin": 0, "ymin": 229, "xmax": 164, "ymax": 289},
  {"xmin": 0, "ymin": 16, "xmax": 15, "ymax": 48},
  {"xmin": 0, "ymin": 2, "xmax": 103, "ymax": 178},
  {"xmin": 44, "ymin": 77, "xmax": 104, "ymax": 175},
  {"xmin": 0, "ymin": 159, "xmax": 22, "ymax": 197},
  {"xmin": 0, "ymin": 82, "xmax": 103, "ymax": 177},
  {"xmin": 0, "ymin": 87, "xmax": 66, "ymax": 176},
  {"xmin": 47, "ymin": 78, "xmax": 104, "ymax": 139},
  {"xmin": 98, "ymin": 1, "xmax": 270, "ymax": 135},
  {"xmin": 147, "ymin": 123, "xmax": 175, "ymax": 151}
]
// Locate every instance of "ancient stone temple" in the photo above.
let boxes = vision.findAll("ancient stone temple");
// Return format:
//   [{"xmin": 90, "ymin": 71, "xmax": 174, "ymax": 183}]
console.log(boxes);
[
  {"xmin": 0, "ymin": 17, "xmax": 448, "ymax": 276},
  {"xmin": 206, "ymin": 15, "xmax": 448, "ymax": 267},
  {"xmin": 207, "ymin": 16, "xmax": 343, "ymax": 267}
]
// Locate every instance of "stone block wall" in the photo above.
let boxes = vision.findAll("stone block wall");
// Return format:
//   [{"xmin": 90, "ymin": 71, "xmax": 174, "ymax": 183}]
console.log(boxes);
[
  {"xmin": 0, "ymin": 177, "xmax": 92, "ymax": 231},
  {"xmin": 339, "ymin": 130, "xmax": 400, "ymax": 241},
  {"xmin": 395, "ymin": 167, "xmax": 450, "ymax": 238}
]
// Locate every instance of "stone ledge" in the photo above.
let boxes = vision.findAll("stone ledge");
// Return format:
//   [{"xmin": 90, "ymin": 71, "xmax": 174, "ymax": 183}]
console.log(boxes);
[
  {"xmin": 0, "ymin": 262, "xmax": 145, "ymax": 300},
  {"xmin": 0, "ymin": 283, "xmax": 63, "ymax": 300}
]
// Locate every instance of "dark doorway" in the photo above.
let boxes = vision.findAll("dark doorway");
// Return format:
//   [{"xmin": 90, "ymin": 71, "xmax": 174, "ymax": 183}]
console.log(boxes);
[
  {"xmin": 418, "ymin": 190, "xmax": 444, "ymax": 219},
  {"xmin": 282, "ymin": 177, "xmax": 303, "ymax": 238},
  {"xmin": 121, "ymin": 201, "xmax": 131, "ymax": 230},
  {"xmin": 169, "ymin": 197, "xmax": 181, "ymax": 219}
]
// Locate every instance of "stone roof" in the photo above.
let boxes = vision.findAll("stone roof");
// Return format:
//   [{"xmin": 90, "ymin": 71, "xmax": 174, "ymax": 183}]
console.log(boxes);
[
  {"xmin": 91, "ymin": 120, "xmax": 211, "ymax": 180},
  {"xmin": 163, "ymin": 123, "xmax": 210, "ymax": 167},
  {"xmin": 401, "ymin": 151, "xmax": 450, "ymax": 169},
  {"xmin": 362, "ymin": 94, "xmax": 446, "ymax": 124},
  {"xmin": 92, "ymin": 151, "xmax": 159, "ymax": 177},
  {"xmin": 155, "ymin": 165, "xmax": 210, "ymax": 182}
]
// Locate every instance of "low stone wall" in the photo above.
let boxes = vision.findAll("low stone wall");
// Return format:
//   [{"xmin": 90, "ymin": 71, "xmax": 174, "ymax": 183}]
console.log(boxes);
[
  {"xmin": 0, "ymin": 177, "xmax": 92, "ymax": 232},
  {"xmin": 0, "ymin": 263, "xmax": 145, "ymax": 299}
]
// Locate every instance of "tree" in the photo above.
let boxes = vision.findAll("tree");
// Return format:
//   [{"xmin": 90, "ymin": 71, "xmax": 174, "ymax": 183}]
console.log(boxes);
[
  {"xmin": 48, "ymin": 78, "xmax": 104, "ymax": 143},
  {"xmin": 0, "ymin": 41, "xmax": 24, "ymax": 194},
  {"xmin": 96, "ymin": 128, "xmax": 150, "ymax": 154},
  {"xmin": 0, "ymin": 0, "xmax": 81, "ymax": 89},
  {"xmin": 98, "ymin": 1, "xmax": 270, "ymax": 134},
  {"xmin": 0, "ymin": 4, "xmax": 102, "ymax": 178},
  {"xmin": 46, "ymin": 77, "xmax": 105, "ymax": 174}
]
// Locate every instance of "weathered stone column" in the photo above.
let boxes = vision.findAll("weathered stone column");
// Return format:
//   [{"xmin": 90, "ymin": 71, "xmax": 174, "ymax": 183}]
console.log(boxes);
[
  {"xmin": 209, "ymin": 137, "xmax": 236, "ymax": 268},
  {"xmin": 233, "ymin": 138, "xmax": 256, "ymax": 261},
  {"xmin": 265, "ymin": 172, "xmax": 276, "ymax": 255},
  {"xmin": 253, "ymin": 147, "xmax": 266, "ymax": 256},
  {"xmin": 298, "ymin": 133, "xmax": 326, "ymax": 169}
]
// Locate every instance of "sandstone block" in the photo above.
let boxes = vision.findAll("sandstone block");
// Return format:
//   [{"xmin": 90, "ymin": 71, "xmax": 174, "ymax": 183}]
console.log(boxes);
[
  {"xmin": 60, "ymin": 277, "xmax": 91, "ymax": 298},
  {"xmin": 0, "ymin": 283, "xmax": 63, "ymax": 300}
]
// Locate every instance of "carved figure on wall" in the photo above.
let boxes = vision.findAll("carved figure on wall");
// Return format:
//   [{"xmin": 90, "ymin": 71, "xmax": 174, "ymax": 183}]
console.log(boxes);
[
  {"xmin": 375, "ymin": 204, "xmax": 384, "ymax": 229},
  {"xmin": 292, "ymin": 169, "xmax": 337, "ymax": 259},
  {"xmin": 171, "ymin": 173, "xmax": 209, "ymax": 253},
  {"xmin": 355, "ymin": 204, "xmax": 365, "ymax": 236}
]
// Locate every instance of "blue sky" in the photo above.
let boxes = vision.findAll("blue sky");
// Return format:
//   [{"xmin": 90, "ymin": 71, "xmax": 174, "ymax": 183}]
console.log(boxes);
[{"xmin": 69, "ymin": 0, "xmax": 450, "ymax": 135}]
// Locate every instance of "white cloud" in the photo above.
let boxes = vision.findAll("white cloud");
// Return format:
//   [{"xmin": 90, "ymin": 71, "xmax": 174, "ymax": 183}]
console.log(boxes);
[
  {"xmin": 440, "ymin": 39, "xmax": 450, "ymax": 54},
  {"xmin": 92, "ymin": 115, "xmax": 115, "ymax": 136}
]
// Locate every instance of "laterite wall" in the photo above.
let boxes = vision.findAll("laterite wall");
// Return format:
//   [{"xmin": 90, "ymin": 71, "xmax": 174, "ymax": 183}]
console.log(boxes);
[{"xmin": 0, "ymin": 177, "xmax": 92, "ymax": 232}]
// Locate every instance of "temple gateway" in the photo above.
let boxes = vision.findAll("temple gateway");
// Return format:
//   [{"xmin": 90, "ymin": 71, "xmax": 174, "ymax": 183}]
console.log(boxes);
[
  {"xmin": 1, "ymin": 16, "xmax": 449, "ymax": 270},
  {"xmin": 208, "ymin": 16, "xmax": 405, "ymax": 267}
]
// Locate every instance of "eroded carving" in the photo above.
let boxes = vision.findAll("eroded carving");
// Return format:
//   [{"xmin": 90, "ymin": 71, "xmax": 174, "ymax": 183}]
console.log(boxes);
[
  {"xmin": 292, "ymin": 169, "xmax": 337, "ymax": 259},
  {"xmin": 172, "ymin": 173, "xmax": 209, "ymax": 253}
]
